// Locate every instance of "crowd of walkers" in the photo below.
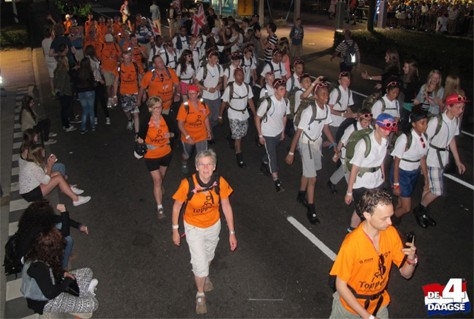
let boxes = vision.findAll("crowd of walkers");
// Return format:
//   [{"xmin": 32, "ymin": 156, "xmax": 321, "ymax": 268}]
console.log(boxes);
[{"xmin": 11, "ymin": 0, "xmax": 470, "ymax": 316}]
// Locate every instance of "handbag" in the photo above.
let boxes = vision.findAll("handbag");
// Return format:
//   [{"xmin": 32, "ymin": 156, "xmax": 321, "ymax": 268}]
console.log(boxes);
[
  {"xmin": 134, "ymin": 141, "xmax": 148, "ymax": 159},
  {"xmin": 65, "ymin": 278, "xmax": 80, "ymax": 297}
]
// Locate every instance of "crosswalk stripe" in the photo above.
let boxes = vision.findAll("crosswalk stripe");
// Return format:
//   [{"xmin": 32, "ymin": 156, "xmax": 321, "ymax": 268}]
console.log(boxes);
[
  {"xmin": 6, "ymin": 278, "xmax": 22, "ymax": 302},
  {"xmin": 10, "ymin": 198, "xmax": 29, "ymax": 212},
  {"xmin": 9, "ymin": 221, "xmax": 18, "ymax": 236}
]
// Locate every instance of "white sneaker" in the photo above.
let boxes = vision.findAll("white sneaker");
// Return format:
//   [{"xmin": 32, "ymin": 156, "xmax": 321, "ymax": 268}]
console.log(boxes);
[
  {"xmin": 64, "ymin": 126, "xmax": 77, "ymax": 132},
  {"xmin": 44, "ymin": 139, "xmax": 57, "ymax": 145},
  {"xmin": 94, "ymin": 117, "xmax": 98, "ymax": 125},
  {"xmin": 126, "ymin": 121, "xmax": 133, "ymax": 130},
  {"xmin": 49, "ymin": 132, "xmax": 58, "ymax": 138},
  {"xmin": 70, "ymin": 185, "xmax": 84, "ymax": 195},
  {"xmin": 106, "ymin": 117, "xmax": 111, "ymax": 125},
  {"xmin": 73, "ymin": 195, "xmax": 91, "ymax": 206},
  {"xmin": 88, "ymin": 278, "xmax": 98, "ymax": 295}
]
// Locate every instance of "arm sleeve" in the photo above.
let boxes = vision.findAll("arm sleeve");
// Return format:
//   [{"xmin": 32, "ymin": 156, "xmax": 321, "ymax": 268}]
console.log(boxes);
[
  {"xmin": 390, "ymin": 134, "xmax": 408, "ymax": 159},
  {"xmin": 28, "ymin": 262, "xmax": 69, "ymax": 299}
]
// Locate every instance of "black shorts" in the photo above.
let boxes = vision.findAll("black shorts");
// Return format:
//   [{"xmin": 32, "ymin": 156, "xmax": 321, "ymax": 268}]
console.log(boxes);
[
  {"xmin": 21, "ymin": 186, "xmax": 43, "ymax": 202},
  {"xmin": 144, "ymin": 152, "xmax": 173, "ymax": 171}
]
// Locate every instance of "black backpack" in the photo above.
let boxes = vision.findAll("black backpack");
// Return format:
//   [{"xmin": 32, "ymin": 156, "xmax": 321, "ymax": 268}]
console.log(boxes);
[
  {"xmin": 3, "ymin": 233, "xmax": 23, "ymax": 277},
  {"xmin": 344, "ymin": 41, "xmax": 357, "ymax": 66},
  {"xmin": 335, "ymin": 118, "xmax": 358, "ymax": 144}
]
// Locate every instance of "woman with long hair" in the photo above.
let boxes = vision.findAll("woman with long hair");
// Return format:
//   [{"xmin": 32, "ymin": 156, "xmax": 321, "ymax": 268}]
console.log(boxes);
[
  {"xmin": 75, "ymin": 58, "xmax": 96, "ymax": 134},
  {"xmin": 54, "ymin": 44, "xmax": 76, "ymax": 132},
  {"xmin": 84, "ymin": 45, "xmax": 110, "ymax": 126},
  {"xmin": 20, "ymin": 95, "xmax": 56, "ymax": 145},
  {"xmin": 361, "ymin": 48, "xmax": 401, "ymax": 92},
  {"xmin": 278, "ymin": 37, "xmax": 291, "ymax": 80},
  {"xmin": 21, "ymin": 227, "xmax": 98, "ymax": 316},
  {"xmin": 414, "ymin": 69, "xmax": 444, "ymax": 115},
  {"xmin": 176, "ymin": 49, "xmax": 196, "ymax": 101},
  {"xmin": 400, "ymin": 58, "xmax": 421, "ymax": 131},
  {"xmin": 19, "ymin": 144, "xmax": 91, "ymax": 206}
]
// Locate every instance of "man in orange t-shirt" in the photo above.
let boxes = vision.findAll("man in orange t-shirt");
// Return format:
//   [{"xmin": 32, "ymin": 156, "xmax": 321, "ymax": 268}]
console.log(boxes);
[
  {"xmin": 113, "ymin": 50, "xmax": 142, "ymax": 133},
  {"xmin": 176, "ymin": 85, "xmax": 212, "ymax": 174},
  {"xmin": 99, "ymin": 34, "xmax": 121, "ymax": 107},
  {"xmin": 329, "ymin": 189, "xmax": 417, "ymax": 319}
]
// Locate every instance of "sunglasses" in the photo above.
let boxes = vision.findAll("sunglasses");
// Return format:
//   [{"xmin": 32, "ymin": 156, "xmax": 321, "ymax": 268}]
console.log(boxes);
[
  {"xmin": 360, "ymin": 113, "xmax": 373, "ymax": 119},
  {"xmin": 376, "ymin": 120, "xmax": 397, "ymax": 130},
  {"xmin": 420, "ymin": 136, "xmax": 426, "ymax": 148},
  {"xmin": 273, "ymin": 79, "xmax": 286, "ymax": 88},
  {"xmin": 313, "ymin": 82, "xmax": 328, "ymax": 90},
  {"xmin": 386, "ymin": 81, "xmax": 399, "ymax": 88},
  {"xmin": 453, "ymin": 95, "xmax": 467, "ymax": 102}
]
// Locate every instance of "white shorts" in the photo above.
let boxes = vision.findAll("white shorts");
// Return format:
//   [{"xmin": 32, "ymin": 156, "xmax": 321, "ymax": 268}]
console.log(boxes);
[
  {"xmin": 299, "ymin": 137, "xmax": 322, "ymax": 178},
  {"xmin": 46, "ymin": 60, "xmax": 57, "ymax": 78}
]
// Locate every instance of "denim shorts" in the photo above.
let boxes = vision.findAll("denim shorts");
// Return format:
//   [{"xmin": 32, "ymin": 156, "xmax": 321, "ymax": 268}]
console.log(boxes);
[{"xmin": 390, "ymin": 166, "xmax": 421, "ymax": 197}]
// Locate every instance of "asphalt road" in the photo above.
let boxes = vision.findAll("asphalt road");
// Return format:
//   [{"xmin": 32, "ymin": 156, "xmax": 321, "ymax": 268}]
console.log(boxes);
[{"xmin": 1, "ymin": 38, "xmax": 473, "ymax": 319}]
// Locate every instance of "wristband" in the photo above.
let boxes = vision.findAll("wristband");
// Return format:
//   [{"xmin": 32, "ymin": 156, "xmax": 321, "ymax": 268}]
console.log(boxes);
[
  {"xmin": 229, "ymin": 230, "xmax": 236, "ymax": 235},
  {"xmin": 393, "ymin": 182, "xmax": 400, "ymax": 186},
  {"xmin": 407, "ymin": 256, "xmax": 418, "ymax": 265},
  {"xmin": 369, "ymin": 76, "xmax": 373, "ymax": 80},
  {"xmin": 258, "ymin": 135, "xmax": 263, "ymax": 138},
  {"xmin": 369, "ymin": 315, "xmax": 375, "ymax": 319},
  {"xmin": 172, "ymin": 224, "xmax": 179, "ymax": 230},
  {"xmin": 288, "ymin": 152, "xmax": 294, "ymax": 156},
  {"xmin": 346, "ymin": 192, "xmax": 353, "ymax": 196},
  {"xmin": 185, "ymin": 135, "xmax": 190, "ymax": 140}
]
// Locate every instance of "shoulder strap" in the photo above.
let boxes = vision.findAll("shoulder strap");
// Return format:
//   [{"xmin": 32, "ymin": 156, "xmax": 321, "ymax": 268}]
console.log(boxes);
[
  {"xmin": 186, "ymin": 175, "xmax": 196, "ymax": 201},
  {"xmin": 335, "ymin": 87, "xmax": 342, "ymax": 106}
]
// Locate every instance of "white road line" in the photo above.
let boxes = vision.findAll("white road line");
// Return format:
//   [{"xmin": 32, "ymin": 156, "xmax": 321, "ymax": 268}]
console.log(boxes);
[
  {"xmin": 10, "ymin": 198, "xmax": 29, "ymax": 212},
  {"xmin": 444, "ymin": 174, "xmax": 474, "ymax": 191},
  {"xmin": 287, "ymin": 216, "xmax": 337, "ymax": 261},
  {"xmin": 6, "ymin": 278, "xmax": 22, "ymax": 301}
]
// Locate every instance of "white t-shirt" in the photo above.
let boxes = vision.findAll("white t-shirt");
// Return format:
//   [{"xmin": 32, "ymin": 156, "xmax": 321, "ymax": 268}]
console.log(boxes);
[
  {"xmin": 41, "ymin": 38, "xmax": 57, "ymax": 65},
  {"xmin": 259, "ymin": 84, "xmax": 274, "ymax": 99},
  {"xmin": 391, "ymin": 130, "xmax": 429, "ymax": 171},
  {"xmin": 222, "ymin": 82, "xmax": 253, "ymax": 121},
  {"xmin": 19, "ymin": 158, "xmax": 50, "ymax": 194},
  {"xmin": 160, "ymin": 50, "xmax": 177, "ymax": 69},
  {"xmin": 328, "ymin": 85, "xmax": 354, "ymax": 127},
  {"xmin": 229, "ymin": 33, "xmax": 243, "ymax": 53},
  {"xmin": 224, "ymin": 64, "xmax": 241, "ymax": 84},
  {"xmin": 350, "ymin": 131, "xmax": 387, "ymax": 189},
  {"xmin": 242, "ymin": 56, "xmax": 257, "ymax": 84},
  {"xmin": 148, "ymin": 44, "xmax": 165, "ymax": 62},
  {"xmin": 257, "ymin": 95, "xmax": 289, "ymax": 137},
  {"xmin": 195, "ymin": 63, "xmax": 222, "ymax": 100},
  {"xmin": 372, "ymin": 95, "xmax": 400, "ymax": 119},
  {"xmin": 297, "ymin": 103, "xmax": 332, "ymax": 142},
  {"xmin": 176, "ymin": 63, "xmax": 195, "ymax": 83},
  {"xmin": 286, "ymin": 73, "xmax": 302, "ymax": 92},
  {"xmin": 425, "ymin": 113, "xmax": 460, "ymax": 168},
  {"xmin": 260, "ymin": 61, "xmax": 287, "ymax": 79},
  {"xmin": 172, "ymin": 35, "xmax": 190, "ymax": 57}
]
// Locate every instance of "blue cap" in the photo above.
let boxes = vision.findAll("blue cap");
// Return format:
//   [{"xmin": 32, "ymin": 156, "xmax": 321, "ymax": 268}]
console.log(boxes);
[{"xmin": 375, "ymin": 113, "xmax": 395, "ymax": 123}]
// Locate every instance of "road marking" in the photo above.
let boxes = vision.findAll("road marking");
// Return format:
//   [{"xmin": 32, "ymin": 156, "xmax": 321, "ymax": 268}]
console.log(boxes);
[
  {"xmin": 248, "ymin": 298, "xmax": 284, "ymax": 301},
  {"xmin": 6, "ymin": 278, "xmax": 22, "ymax": 301},
  {"xmin": 287, "ymin": 216, "xmax": 337, "ymax": 261},
  {"xmin": 461, "ymin": 130, "xmax": 474, "ymax": 138},
  {"xmin": 444, "ymin": 174, "xmax": 474, "ymax": 191}
]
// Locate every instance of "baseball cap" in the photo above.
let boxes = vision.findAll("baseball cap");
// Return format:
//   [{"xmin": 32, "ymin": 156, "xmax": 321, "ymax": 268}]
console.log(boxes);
[{"xmin": 105, "ymin": 34, "xmax": 114, "ymax": 43}]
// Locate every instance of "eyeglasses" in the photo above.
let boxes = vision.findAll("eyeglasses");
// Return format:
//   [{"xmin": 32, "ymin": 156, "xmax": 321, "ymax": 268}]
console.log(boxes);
[
  {"xmin": 453, "ymin": 95, "xmax": 467, "ymax": 102},
  {"xmin": 378, "ymin": 254, "xmax": 387, "ymax": 276},
  {"xmin": 420, "ymin": 136, "xmax": 426, "ymax": 148}
]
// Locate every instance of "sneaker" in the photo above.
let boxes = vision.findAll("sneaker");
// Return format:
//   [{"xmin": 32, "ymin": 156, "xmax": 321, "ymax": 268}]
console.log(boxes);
[
  {"xmin": 70, "ymin": 185, "xmax": 84, "ymax": 195},
  {"xmin": 70, "ymin": 116, "xmax": 81, "ymax": 124},
  {"xmin": 296, "ymin": 191, "xmax": 308, "ymax": 207},
  {"xmin": 307, "ymin": 206, "xmax": 320, "ymax": 224},
  {"xmin": 181, "ymin": 162, "xmax": 189, "ymax": 174},
  {"xmin": 260, "ymin": 162, "xmax": 270, "ymax": 176},
  {"xmin": 106, "ymin": 117, "xmax": 111, "ymax": 125},
  {"xmin": 195, "ymin": 294, "xmax": 207, "ymax": 314},
  {"xmin": 327, "ymin": 180, "xmax": 337, "ymax": 194},
  {"xmin": 81, "ymin": 129, "xmax": 88, "ymax": 135},
  {"xmin": 126, "ymin": 121, "xmax": 133, "ymax": 131},
  {"xmin": 63, "ymin": 126, "xmax": 77, "ymax": 132},
  {"xmin": 274, "ymin": 179, "xmax": 285, "ymax": 193},
  {"xmin": 73, "ymin": 195, "xmax": 91, "ymax": 207},
  {"xmin": 92, "ymin": 127, "xmax": 96, "ymax": 132},
  {"xmin": 236, "ymin": 153, "xmax": 246, "ymax": 168},
  {"xmin": 413, "ymin": 206, "xmax": 428, "ymax": 228},
  {"xmin": 157, "ymin": 207, "xmax": 165, "ymax": 220},
  {"xmin": 204, "ymin": 277, "xmax": 214, "ymax": 292},
  {"xmin": 49, "ymin": 132, "xmax": 58, "ymax": 138},
  {"xmin": 44, "ymin": 139, "xmax": 57, "ymax": 145},
  {"xmin": 87, "ymin": 278, "xmax": 98, "ymax": 296},
  {"xmin": 94, "ymin": 117, "xmax": 98, "ymax": 125}
]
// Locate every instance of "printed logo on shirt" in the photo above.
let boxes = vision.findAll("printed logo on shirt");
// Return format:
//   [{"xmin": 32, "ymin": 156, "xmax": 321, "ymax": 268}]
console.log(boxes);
[{"xmin": 423, "ymin": 278, "xmax": 471, "ymax": 316}]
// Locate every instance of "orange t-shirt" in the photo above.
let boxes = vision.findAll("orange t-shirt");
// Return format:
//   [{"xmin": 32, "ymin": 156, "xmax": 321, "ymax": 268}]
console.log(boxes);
[
  {"xmin": 99, "ymin": 43, "xmax": 121, "ymax": 72},
  {"xmin": 329, "ymin": 224, "xmax": 405, "ymax": 315},
  {"xmin": 64, "ymin": 20, "xmax": 72, "ymax": 34},
  {"xmin": 131, "ymin": 46, "xmax": 145, "ymax": 73},
  {"xmin": 140, "ymin": 68, "xmax": 179, "ymax": 110},
  {"xmin": 117, "ymin": 62, "xmax": 139, "ymax": 95},
  {"xmin": 173, "ymin": 174, "xmax": 233, "ymax": 228},
  {"xmin": 144, "ymin": 117, "xmax": 172, "ymax": 159},
  {"xmin": 176, "ymin": 100, "xmax": 210, "ymax": 142}
]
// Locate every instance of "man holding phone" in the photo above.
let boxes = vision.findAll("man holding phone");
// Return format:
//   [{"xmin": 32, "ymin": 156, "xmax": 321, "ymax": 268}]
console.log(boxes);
[{"xmin": 329, "ymin": 189, "xmax": 417, "ymax": 319}]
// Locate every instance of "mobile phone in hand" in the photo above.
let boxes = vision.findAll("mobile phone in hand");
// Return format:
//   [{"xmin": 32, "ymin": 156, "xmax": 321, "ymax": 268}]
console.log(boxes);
[{"xmin": 405, "ymin": 232, "xmax": 415, "ymax": 248}]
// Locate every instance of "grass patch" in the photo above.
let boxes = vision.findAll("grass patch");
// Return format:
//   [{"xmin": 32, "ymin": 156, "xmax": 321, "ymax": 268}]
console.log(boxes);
[
  {"xmin": 0, "ymin": 25, "xmax": 29, "ymax": 49},
  {"xmin": 334, "ymin": 29, "xmax": 473, "ymax": 80}
]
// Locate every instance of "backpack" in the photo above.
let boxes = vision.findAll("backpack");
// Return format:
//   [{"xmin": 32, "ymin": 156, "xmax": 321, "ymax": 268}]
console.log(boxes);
[
  {"xmin": 175, "ymin": 35, "xmax": 190, "ymax": 51},
  {"xmin": 335, "ymin": 117, "xmax": 358, "ymax": 144},
  {"xmin": 362, "ymin": 91, "xmax": 383, "ymax": 111},
  {"xmin": 266, "ymin": 61, "xmax": 282, "ymax": 76},
  {"xmin": 344, "ymin": 40, "xmax": 357, "ymax": 66},
  {"xmin": 118, "ymin": 62, "xmax": 140, "ymax": 83},
  {"xmin": 164, "ymin": 50, "xmax": 177, "ymax": 68},
  {"xmin": 344, "ymin": 128, "xmax": 377, "ymax": 176},
  {"xmin": 199, "ymin": 64, "xmax": 222, "ymax": 84},
  {"xmin": 3, "ymin": 233, "xmax": 23, "ymax": 277},
  {"xmin": 226, "ymin": 81, "xmax": 250, "ymax": 106},
  {"xmin": 183, "ymin": 98, "xmax": 207, "ymax": 114},
  {"xmin": 293, "ymin": 98, "xmax": 326, "ymax": 128},
  {"xmin": 259, "ymin": 96, "xmax": 289, "ymax": 123},
  {"xmin": 333, "ymin": 86, "xmax": 352, "ymax": 110},
  {"xmin": 428, "ymin": 113, "xmax": 459, "ymax": 167},
  {"xmin": 395, "ymin": 131, "xmax": 428, "ymax": 162},
  {"xmin": 185, "ymin": 173, "xmax": 220, "ymax": 203}
]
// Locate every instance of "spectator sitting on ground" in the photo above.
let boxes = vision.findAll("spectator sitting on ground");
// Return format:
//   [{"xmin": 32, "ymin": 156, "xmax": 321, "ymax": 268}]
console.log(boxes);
[
  {"xmin": 19, "ymin": 144, "xmax": 91, "ymax": 206},
  {"xmin": 20, "ymin": 95, "xmax": 57, "ymax": 145}
]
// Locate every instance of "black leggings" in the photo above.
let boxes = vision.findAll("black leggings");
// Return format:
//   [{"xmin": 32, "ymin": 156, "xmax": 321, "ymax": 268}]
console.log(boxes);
[
  {"xmin": 94, "ymin": 82, "xmax": 109, "ymax": 118},
  {"xmin": 35, "ymin": 119, "xmax": 51, "ymax": 142}
]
